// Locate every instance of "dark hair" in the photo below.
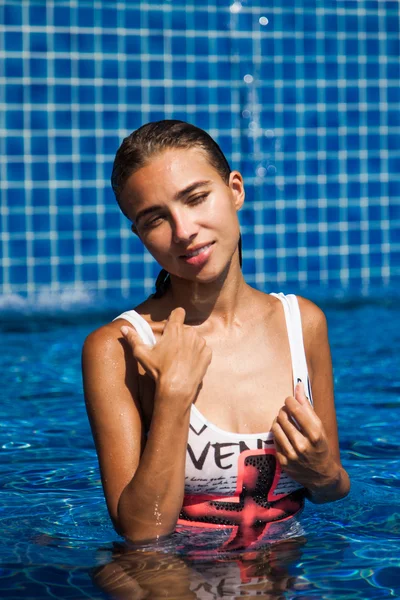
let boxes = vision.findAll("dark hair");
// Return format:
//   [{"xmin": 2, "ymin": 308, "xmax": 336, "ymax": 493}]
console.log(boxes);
[
  {"xmin": 111, "ymin": 120, "xmax": 241, "ymax": 298},
  {"xmin": 112, "ymin": 120, "xmax": 231, "ymax": 214}
]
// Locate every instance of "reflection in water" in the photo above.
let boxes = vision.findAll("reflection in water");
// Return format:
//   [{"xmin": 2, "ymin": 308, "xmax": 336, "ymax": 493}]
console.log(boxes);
[{"xmin": 92, "ymin": 535, "xmax": 306, "ymax": 600}]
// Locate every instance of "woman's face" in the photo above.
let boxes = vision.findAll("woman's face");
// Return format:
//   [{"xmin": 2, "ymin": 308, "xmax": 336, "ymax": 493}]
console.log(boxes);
[{"xmin": 119, "ymin": 147, "xmax": 245, "ymax": 283}]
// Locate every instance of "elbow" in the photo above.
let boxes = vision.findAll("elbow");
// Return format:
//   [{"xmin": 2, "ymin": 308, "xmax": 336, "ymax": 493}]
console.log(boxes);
[
  {"xmin": 116, "ymin": 520, "xmax": 176, "ymax": 545},
  {"xmin": 335, "ymin": 466, "xmax": 351, "ymax": 501},
  {"xmin": 123, "ymin": 529, "xmax": 175, "ymax": 546},
  {"xmin": 115, "ymin": 508, "xmax": 177, "ymax": 545},
  {"xmin": 115, "ymin": 486, "xmax": 181, "ymax": 543},
  {"xmin": 338, "ymin": 468, "xmax": 351, "ymax": 500}
]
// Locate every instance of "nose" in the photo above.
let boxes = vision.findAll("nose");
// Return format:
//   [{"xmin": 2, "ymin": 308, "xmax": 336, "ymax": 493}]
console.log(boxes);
[{"xmin": 171, "ymin": 208, "xmax": 198, "ymax": 244}]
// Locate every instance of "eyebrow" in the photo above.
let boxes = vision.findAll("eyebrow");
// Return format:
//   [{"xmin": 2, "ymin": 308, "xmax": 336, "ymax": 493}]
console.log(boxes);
[
  {"xmin": 174, "ymin": 179, "xmax": 212, "ymax": 201},
  {"xmin": 134, "ymin": 179, "xmax": 213, "ymax": 225}
]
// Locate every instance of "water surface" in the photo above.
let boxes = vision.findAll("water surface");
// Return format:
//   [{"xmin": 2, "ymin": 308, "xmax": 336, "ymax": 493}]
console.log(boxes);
[{"xmin": 1, "ymin": 295, "xmax": 399, "ymax": 599}]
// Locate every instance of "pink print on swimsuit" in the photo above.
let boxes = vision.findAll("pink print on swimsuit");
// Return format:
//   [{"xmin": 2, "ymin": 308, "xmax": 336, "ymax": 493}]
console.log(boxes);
[{"xmin": 178, "ymin": 448, "xmax": 304, "ymax": 551}]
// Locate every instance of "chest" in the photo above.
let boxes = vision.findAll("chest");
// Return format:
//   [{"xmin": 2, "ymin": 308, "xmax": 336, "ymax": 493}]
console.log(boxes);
[
  {"xmin": 193, "ymin": 332, "xmax": 293, "ymax": 433},
  {"xmin": 139, "ymin": 324, "xmax": 294, "ymax": 435}
]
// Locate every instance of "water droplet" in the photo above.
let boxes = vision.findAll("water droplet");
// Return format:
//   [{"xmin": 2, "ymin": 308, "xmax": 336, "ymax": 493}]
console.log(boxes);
[
  {"xmin": 265, "ymin": 129, "xmax": 275, "ymax": 138},
  {"xmin": 154, "ymin": 501, "xmax": 162, "ymax": 527},
  {"xmin": 242, "ymin": 109, "xmax": 251, "ymax": 118},
  {"xmin": 259, "ymin": 16, "xmax": 269, "ymax": 26},
  {"xmin": 267, "ymin": 165, "xmax": 277, "ymax": 175},
  {"xmin": 256, "ymin": 166, "xmax": 267, "ymax": 177},
  {"xmin": 230, "ymin": 2, "xmax": 242, "ymax": 14},
  {"xmin": 244, "ymin": 74, "xmax": 254, "ymax": 84}
]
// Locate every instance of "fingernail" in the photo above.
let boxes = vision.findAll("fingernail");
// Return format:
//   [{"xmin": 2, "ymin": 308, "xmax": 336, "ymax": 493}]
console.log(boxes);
[{"xmin": 120, "ymin": 326, "xmax": 129, "ymax": 336}]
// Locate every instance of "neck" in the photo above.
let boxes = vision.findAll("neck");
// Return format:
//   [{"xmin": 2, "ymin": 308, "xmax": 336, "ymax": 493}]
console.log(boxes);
[{"xmin": 168, "ymin": 254, "xmax": 250, "ymax": 327}]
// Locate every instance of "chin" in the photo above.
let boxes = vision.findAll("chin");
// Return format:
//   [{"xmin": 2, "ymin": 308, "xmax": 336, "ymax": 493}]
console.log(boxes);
[
  {"xmin": 167, "ymin": 248, "xmax": 237, "ymax": 285},
  {"xmin": 192, "ymin": 264, "xmax": 231, "ymax": 285},
  {"xmin": 166, "ymin": 265, "xmax": 220, "ymax": 286}
]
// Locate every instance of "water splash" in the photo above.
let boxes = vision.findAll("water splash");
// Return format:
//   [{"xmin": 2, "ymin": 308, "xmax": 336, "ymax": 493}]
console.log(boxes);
[
  {"xmin": 229, "ymin": 2, "xmax": 242, "ymax": 14},
  {"xmin": 0, "ymin": 286, "xmax": 94, "ymax": 313}
]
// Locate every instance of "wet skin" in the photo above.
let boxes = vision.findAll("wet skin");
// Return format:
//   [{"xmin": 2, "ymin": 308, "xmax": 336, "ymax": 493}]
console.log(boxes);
[{"xmin": 82, "ymin": 147, "xmax": 350, "ymax": 544}]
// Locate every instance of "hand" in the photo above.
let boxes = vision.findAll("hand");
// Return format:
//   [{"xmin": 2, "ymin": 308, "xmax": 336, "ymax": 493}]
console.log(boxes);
[
  {"xmin": 271, "ymin": 381, "xmax": 339, "ymax": 493},
  {"xmin": 120, "ymin": 307, "xmax": 212, "ymax": 405}
]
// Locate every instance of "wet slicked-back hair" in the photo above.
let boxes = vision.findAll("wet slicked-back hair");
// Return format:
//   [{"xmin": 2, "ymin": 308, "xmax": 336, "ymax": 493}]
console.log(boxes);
[
  {"xmin": 111, "ymin": 120, "xmax": 241, "ymax": 298},
  {"xmin": 111, "ymin": 120, "xmax": 231, "ymax": 216}
]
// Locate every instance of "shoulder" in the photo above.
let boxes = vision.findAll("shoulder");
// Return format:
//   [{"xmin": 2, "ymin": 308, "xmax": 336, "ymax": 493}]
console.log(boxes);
[
  {"xmin": 82, "ymin": 295, "xmax": 167, "ymax": 365},
  {"xmin": 295, "ymin": 295, "xmax": 327, "ymax": 334},
  {"xmin": 82, "ymin": 318, "xmax": 141, "ymax": 406},
  {"xmin": 263, "ymin": 291, "xmax": 328, "ymax": 344},
  {"xmin": 260, "ymin": 290, "xmax": 327, "ymax": 330},
  {"xmin": 82, "ymin": 320, "xmax": 128, "ymax": 368},
  {"xmin": 295, "ymin": 295, "xmax": 330, "ymax": 368},
  {"xmin": 83, "ymin": 297, "xmax": 157, "ymax": 358}
]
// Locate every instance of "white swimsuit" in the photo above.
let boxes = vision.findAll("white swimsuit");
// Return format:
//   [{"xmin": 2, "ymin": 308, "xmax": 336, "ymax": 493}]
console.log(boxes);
[{"xmin": 113, "ymin": 293, "xmax": 313, "ymax": 549}]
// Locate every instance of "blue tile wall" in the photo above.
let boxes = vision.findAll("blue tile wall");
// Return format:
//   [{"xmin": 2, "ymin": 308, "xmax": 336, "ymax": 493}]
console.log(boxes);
[{"xmin": 0, "ymin": 0, "xmax": 399, "ymax": 301}]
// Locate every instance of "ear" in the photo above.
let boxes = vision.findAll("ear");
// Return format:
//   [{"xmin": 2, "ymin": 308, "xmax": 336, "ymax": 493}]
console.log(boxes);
[{"xmin": 229, "ymin": 171, "xmax": 245, "ymax": 211}]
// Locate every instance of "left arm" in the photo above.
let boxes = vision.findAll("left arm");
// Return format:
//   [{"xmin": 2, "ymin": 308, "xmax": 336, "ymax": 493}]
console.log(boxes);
[{"xmin": 271, "ymin": 297, "xmax": 350, "ymax": 503}]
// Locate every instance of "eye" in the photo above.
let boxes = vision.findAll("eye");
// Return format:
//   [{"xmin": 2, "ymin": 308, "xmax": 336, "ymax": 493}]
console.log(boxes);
[
  {"xmin": 142, "ymin": 214, "xmax": 164, "ymax": 230},
  {"xmin": 187, "ymin": 192, "xmax": 209, "ymax": 206}
]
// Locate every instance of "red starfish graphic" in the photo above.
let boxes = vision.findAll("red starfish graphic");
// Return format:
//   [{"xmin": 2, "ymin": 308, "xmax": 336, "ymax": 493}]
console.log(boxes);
[{"xmin": 179, "ymin": 449, "xmax": 304, "ymax": 550}]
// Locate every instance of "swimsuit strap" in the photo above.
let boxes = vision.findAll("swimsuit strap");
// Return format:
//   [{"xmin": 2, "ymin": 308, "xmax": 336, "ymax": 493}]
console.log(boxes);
[
  {"xmin": 113, "ymin": 294, "xmax": 313, "ymax": 403},
  {"xmin": 270, "ymin": 293, "xmax": 312, "ymax": 402},
  {"xmin": 113, "ymin": 310, "xmax": 156, "ymax": 347}
]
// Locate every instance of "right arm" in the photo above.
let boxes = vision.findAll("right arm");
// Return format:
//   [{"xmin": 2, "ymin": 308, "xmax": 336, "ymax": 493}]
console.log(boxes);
[{"xmin": 82, "ymin": 307, "xmax": 211, "ymax": 543}]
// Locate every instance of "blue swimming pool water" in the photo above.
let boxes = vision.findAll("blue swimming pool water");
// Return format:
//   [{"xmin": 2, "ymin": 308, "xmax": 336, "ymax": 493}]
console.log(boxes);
[{"xmin": 1, "ymin": 294, "xmax": 400, "ymax": 599}]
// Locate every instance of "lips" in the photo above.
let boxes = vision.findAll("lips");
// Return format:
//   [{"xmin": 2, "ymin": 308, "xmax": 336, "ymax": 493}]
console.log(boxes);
[
  {"xmin": 179, "ymin": 242, "xmax": 215, "ymax": 266},
  {"xmin": 181, "ymin": 243, "xmax": 214, "ymax": 258}
]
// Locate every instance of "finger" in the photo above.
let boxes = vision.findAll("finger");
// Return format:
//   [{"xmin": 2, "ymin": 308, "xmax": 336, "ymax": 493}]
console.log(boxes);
[
  {"xmin": 284, "ymin": 395, "xmax": 322, "ymax": 441},
  {"xmin": 120, "ymin": 326, "xmax": 148, "ymax": 363},
  {"xmin": 273, "ymin": 436, "xmax": 289, "ymax": 467},
  {"xmin": 276, "ymin": 407, "xmax": 306, "ymax": 451},
  {"xmin": 271, "ymin": 418, "xmax": 296, "ymax": 461},
  {"xmin": 120, "ymin": 325, "xmax": 141, "ymax": 346},
  {"xmin": 295, "ymin": 379, "xmax": 308, "ymax": 405},
  {"xmin": 150, "ymin": 320, "xmax": 167, "ymax": 335},
  {"xmin": 165, "ymin": 306, "xmax": 186, "ymax": 327}
]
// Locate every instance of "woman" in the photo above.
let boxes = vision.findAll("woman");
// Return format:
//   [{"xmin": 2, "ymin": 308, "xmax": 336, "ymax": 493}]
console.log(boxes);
[{"xmin": 82, "ymin": 120, "xmax": 350, "ymax": 550}]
